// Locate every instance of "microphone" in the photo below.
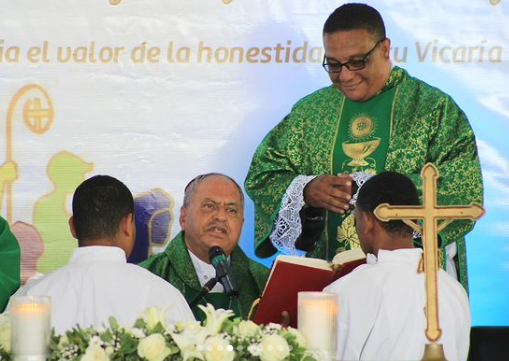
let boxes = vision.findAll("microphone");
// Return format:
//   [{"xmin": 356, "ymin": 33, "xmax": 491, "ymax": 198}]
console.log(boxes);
[
  {"xmin": 188, "ymin": 277, "xmax": 218, "ymax": 309},
  {"xmin": 208, "ymin": 246, "xmax": 239, "ymax": 300}
]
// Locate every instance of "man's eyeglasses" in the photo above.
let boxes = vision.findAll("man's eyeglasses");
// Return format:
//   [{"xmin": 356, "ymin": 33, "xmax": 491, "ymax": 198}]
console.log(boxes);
[{"xmin": 322, "ymin": 38, "xmax": 385, "ymax": 74}]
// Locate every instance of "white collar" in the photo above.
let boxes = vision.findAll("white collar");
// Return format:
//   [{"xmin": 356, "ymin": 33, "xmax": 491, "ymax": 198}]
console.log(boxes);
[
  {"xmin": 188, "ymin": 250, "xmax": 225, "ymax": 292},
  {"xmin": 69, "ymin": 246, "xmax": 127, "ymax": 265},
  {"xmin": 368, "ymin": 248, "xmax": 423, "ymax": 265}
]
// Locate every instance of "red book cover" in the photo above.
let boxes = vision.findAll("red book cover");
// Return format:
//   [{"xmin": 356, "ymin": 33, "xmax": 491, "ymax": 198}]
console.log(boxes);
[{"xmin": 252, "ymin": 252, "xmax": 366, "ymax": 328}]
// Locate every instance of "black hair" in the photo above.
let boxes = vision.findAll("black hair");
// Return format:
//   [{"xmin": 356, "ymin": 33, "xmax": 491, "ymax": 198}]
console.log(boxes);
[
  {"xmin": 356, "ymin": 172, "xmax": 419, "ymax": 238},
  {"xmin": 72, "ymin": 175, "xmax": 134, "ymax": 242},
  {"xmin": 323, "ymin": 3, "xmax": 386, "ymax": 41}
]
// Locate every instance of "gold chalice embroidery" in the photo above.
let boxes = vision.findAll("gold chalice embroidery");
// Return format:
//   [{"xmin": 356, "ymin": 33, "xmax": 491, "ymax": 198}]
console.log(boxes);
[{"xmin": 342, "ymin": 138, "xmax": 380, "ymax": 167}]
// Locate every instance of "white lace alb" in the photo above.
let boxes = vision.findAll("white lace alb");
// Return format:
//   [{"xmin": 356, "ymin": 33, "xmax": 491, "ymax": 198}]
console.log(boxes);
[
  {"xmin": 350, "ymin": 172, "xmax": 375, "ymax": 206},
  {"xmin": 269, "ymin": 175, "xmax": 316, "ymax": 256}
]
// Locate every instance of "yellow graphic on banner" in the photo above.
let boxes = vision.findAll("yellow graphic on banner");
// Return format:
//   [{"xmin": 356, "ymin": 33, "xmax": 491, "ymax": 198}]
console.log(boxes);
[
  {"xmin": 1, "ymin": 84, "xmax": 95, "ymax": 276},
  {"xmin": 35, "ymin": 151, "xmax": 93, "ymax": 274},
  {"xmin": 4, "ymin": 85, "xmax": 54, "ymax": 223},
  {"xmin": 490, "ymin": 0, "xmax": 502, "ymax": 5},
  {"xmin": 0, "ymin": 162, "xmax": 17, "ymax": 217}
]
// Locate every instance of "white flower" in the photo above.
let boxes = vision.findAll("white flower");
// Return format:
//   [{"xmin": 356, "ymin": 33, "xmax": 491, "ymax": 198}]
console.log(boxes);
[
  {"xmin": 0, "ymin": 313, "xmax": 11, "ymax": 352},
  {"xmin": 259, "ymin": 334, "xmax": 290, "ymax": 361},
  {"xmin": 262, "ymin": 323, "xmax": 282, "ymax": 335},
  {"xmin": 181, "ymin": 348, "xmax": 205, "ymax": 361},
  {"xmin": 142, "ymin": 306, "xmax": 167, "ymax": 331},
  {"xmin": 105, "ymin": 346, "xmax": 114, "ymax": 356},
  {"xmin": 198, "ymin": 304, "xmax": 234, "ymax": 334},
  {"xmin": 234, "ymin": 320, "xmax": 260, "ymax": 338},
  {"xmin": 308, "ymin": 349, "xmax": 332, "ymax": 360},
  {"xmin": 89, "ymin": 335, "xmax": 103, "ymax": 346},
  {"xmin": 95, "ymin": 325, "xmax": 107, "ymax": 334},
  {"xmin": 247, "ymin": 343, "xmax": 263, "ymax": 357},
  {"xmin": 137, "ymin": 333, "xmax": 172, "ymax": 361},
  {"xmin": 81, "ymin": 343, "xmax": 109, "ymax": 361},
  {"xmin": 128, "ymin": 327, "xmax": 146, "ymax": 339},
  {"xmin": 283, "ymin": 327, "xmax": 306, "ymax": 348},
  {"xmin": 203, "ymin": 335, "xmax": 234, "ymax": 361},
  {"xmin": 170, "ymin": 322, "xmax": 208, "ymax": 361},
  {"xmin": 174, "ymin": 320, "xmax": 202, "ymax": 333}
]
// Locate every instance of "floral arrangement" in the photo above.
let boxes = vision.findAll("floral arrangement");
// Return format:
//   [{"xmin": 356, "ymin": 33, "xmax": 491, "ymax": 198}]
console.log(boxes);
[{"xmin": 0, "ymin": 305, "xmax": 317, "ymax": 361}]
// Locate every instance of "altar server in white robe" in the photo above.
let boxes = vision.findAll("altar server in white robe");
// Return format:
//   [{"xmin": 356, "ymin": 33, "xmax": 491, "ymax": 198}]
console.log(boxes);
[
  {"xmin": 324, "ymin": 172, "xmax": 470, "ymax": 361},
  {"xmin": 10, "ymin": 175, "xmax": 194, "ymax": 334}
]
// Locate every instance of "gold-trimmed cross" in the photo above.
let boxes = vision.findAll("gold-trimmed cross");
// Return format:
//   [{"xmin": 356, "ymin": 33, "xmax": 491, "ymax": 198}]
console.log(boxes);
[{"xmin": 374, "ymin": 163, "xmax": 484, "ymax": 344}]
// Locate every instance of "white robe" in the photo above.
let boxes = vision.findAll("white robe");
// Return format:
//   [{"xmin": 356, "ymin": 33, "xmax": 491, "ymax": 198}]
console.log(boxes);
[
  {"xmin": 323, "ymin": 248, "xmax": 470, "ymax": 361},
  {"xmin": 11, "ymin": 246, "xmax": 195, "ymax": 334}
]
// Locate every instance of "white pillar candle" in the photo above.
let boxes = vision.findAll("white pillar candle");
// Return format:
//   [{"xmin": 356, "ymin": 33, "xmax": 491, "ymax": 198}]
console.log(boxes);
[
  {"xmin": 298, "ymin": 292, "xmax": 337, "ymax": 361},
  {"xmin": 10, "ymin": 296, "xmax": 51, "ymax": 361}
]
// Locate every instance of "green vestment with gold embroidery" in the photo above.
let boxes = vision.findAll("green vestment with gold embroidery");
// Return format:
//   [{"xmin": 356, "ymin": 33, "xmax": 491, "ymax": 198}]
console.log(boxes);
[
  {"xmin": 139, "ymin": 232, "xmax": 269, "ymax": 322},
  {"xmin": 0, "ymin": 216, "xmax": 21, "ymax": 312},
  {"xmin": 245, "ymin": 66, "xmax": 483, "ymax": 290}
]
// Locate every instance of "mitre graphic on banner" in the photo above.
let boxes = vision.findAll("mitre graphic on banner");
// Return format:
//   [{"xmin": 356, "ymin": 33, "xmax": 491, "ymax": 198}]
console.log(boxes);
[{"xmin": 374, "ymin": 163, "xmax": 484, "ymax": 361}]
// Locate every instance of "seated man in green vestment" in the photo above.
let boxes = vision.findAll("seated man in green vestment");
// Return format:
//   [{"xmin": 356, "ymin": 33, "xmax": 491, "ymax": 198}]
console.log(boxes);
[
  {"xmin": 140, "ymin": 173, "xmax": 269, "ymax": 321},
  {"xmin": 245, "ymin": 3, "xmax": 483, "ymax": 290},
  {"xmin": 0, "ymin": 215, "xmax": 21, "ymax": 312},
  {"xmin": 0, "ymin": 160, "xmax": 21, "ymax": 312}
]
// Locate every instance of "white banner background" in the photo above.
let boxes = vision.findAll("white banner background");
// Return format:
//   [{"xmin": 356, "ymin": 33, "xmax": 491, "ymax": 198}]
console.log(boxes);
[{"xmin": 0, "ymin": 0, "xmax": 508, "ymax": 325}]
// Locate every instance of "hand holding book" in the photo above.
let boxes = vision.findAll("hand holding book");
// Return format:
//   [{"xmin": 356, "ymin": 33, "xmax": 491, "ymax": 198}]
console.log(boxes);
[{"xmin": 251, "ymin": 248, "xmax": 366, "ymax": 328}]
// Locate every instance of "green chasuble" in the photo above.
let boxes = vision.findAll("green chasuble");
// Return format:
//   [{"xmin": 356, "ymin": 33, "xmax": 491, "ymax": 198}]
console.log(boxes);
[
  {"xmin": 0, "ymin": 216, "xmax": 21, "ymax": 312},
  {"xmin": 326, "ymin": 86, "xmax": 396, "ymax": 259},
  {"xmin": 245, "ymin": 66, "xmax": 483, "ymax": 290},
  {"xmin": 139, "ymin": 232, "xmax": 269, "ymax": 322}
]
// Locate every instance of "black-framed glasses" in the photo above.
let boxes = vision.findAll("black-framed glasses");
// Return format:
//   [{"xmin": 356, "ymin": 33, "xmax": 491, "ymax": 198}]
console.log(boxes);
[{"xmin": 322, "ymin": 38, "xmax": 385, "ymax": 74}]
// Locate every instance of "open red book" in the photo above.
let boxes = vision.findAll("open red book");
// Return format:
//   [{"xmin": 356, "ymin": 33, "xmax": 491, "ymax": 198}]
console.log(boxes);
[{"xmin": 251, "ymin": 249, "xmax": 366, "ymax": 328}]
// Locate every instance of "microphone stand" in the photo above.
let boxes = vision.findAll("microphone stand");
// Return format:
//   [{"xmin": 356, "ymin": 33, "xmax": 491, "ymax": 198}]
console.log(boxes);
[{"xmin": 188, "ymin": 277, "xmax": 218, "ymax": 309}]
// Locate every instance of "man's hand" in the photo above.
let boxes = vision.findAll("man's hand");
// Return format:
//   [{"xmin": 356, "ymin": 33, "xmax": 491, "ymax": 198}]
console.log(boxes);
[{"xmin": 304, "ymin": 174, "xmax": 352, "ymax": 214}]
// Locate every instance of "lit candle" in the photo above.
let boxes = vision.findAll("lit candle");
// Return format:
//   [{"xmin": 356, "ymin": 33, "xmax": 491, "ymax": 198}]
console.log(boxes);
[
  {"xmin": 298, "ymin": 292, "xmax": 337, "ymax": 361},
  {"xmin": 10, "ymin": 296, "xmax": 51, "ymax": 361}
]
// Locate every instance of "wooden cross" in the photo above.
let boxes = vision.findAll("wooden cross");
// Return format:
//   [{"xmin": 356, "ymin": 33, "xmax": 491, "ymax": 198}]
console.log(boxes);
[{"xmin": 374, "ymin": 163, "xmax": 484, "ymax": 344}]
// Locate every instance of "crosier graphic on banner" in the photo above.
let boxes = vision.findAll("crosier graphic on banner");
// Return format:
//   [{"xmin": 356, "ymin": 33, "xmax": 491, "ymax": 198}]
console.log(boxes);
[{"xmin": 4, "ymin": 85, "xmax": 53, "ymax": 223}]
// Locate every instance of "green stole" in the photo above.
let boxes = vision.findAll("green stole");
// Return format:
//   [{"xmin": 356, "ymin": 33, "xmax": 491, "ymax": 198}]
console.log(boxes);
[
  {"xmin": 0, "ymin": 216, "xmax": 20, "ymax": 312},
  {"xmin": 184, "ymin": 276, "xmax": 243, "ymax": 321},
  {"xmin": 326, "ymin": 86, "xmax": 398, "ymax": 260},
  {"xmin": 184, "ymin": 287, "xmax": 242, "ymax": 322}
]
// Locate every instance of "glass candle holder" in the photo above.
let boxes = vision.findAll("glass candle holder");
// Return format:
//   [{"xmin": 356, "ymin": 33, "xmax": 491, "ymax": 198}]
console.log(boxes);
[
  {"xmin": 10, "ymin": 296, "xmax": 51, "ymax": 361},
  {"xmin": 298, "ymin": 292, "xmax": 337, "ymax": 361}
]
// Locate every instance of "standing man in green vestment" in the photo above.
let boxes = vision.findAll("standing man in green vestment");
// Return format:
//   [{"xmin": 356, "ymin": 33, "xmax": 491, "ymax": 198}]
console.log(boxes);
[
  {"xmin": 245, "ymin": 3, "xmax": 483, "ymax": 290},
  {"xmin": 0, "ymin": 215, "xmax": 20, "ymax": 312},
  {"xmin": 140, "ymin": 173, "xmax": 269, "ymax": 321}
]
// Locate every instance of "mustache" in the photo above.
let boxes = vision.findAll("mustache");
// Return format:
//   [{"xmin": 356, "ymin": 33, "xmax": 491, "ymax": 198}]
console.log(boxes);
[{"xmin": 206, "ymin": 222, "xmax": 229, "ymax": 234}]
